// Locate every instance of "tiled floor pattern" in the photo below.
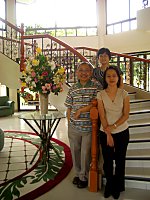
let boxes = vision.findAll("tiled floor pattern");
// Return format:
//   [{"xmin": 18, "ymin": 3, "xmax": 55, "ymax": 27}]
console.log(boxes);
[{"xmin": 0, "ymin": 137, "xmax": 38, "ymax": 185}]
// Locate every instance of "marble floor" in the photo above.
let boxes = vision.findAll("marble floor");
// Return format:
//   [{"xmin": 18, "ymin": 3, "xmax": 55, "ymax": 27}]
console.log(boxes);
[{"xmin": 0, "ymin": 112, "xmax": 150, "ymax": 200}]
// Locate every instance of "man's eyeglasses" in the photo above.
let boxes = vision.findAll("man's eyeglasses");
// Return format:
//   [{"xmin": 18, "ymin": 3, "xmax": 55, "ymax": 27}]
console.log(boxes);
[{"xmin": 78, "ymin": 69, "xmax": 91, "ymax": 73}]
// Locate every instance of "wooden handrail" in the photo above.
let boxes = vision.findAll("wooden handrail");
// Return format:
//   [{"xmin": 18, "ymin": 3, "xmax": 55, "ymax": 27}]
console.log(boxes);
[
  {"xmin": 74, "ymin": 46, "xmax": 150, "ymax": 63},
  {"xmin": 0, "ymin": 17, "xmax": 23, "ymax": 33},
  {"xmin": 89, "ymin": 99, "xmax": 99, "ymax": 192},
  {"xmin": 22, "ymin": 34, "xmax": 89, "ymax": 63}
]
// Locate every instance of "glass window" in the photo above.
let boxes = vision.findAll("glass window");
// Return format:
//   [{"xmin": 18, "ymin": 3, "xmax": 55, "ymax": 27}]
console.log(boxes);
[
  {"xmin": 16, "ymin": 0, "xmax": 97, "ymax": 27},
  {"xmin": 107, "ymin": 0, "xmax": 129, "ymax": 24},
  {"xmin": 130, "ymin": 20, "xmax": 137, "ymax": 30},
  {"xmin": 130, "ymin": 0, "xmax": 142, "ymax": 18},
  {"xmin": 122, "ymin": 21, "xmax": 129, "ymax": 32},
  {"xmin": 66, "ymin": 29, "xmax": 76, "ymax": 36},
  {"xmin": 87, "ymin": 28, "xmax": 97, "ymax": 36},
  {"xmin": 106, "ymin": 0, "xmax": 147, "ymax": 34},
  {"xmin": 107, "ymin": 25, "xmax": 114, "ymax": 35},
  {"xmin": 56, "ymin": 29, "xmax": 66, "ymax": 37},
  {"xmin": 77, "ymin": 28, "xmax": 87, "ymax": 36},
  {"xmin": 114, "ymin": 23, "xmax": 121, "ymax": 34}
]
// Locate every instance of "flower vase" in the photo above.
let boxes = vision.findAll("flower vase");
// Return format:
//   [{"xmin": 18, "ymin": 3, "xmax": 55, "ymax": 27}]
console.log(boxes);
[{"xmin": 39, "ymin": 93, "xmax": 49, "ymax": 115}]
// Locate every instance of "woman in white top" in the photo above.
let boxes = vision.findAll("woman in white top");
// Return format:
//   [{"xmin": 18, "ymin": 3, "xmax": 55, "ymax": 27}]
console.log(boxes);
[{"xmin": 97, "ymin": 65, "xmax": 130, "ymax": 199}]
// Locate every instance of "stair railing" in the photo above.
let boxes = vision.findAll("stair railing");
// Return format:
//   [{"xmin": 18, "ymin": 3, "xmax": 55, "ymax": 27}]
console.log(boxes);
[
  {"xmin": 20, "ymin": 33, "xmax": 89, "ymax": 84},
  {"xmin": 74, "ymin": 47, "xmax": 150, "ymax": 92},
  {"xmin": 0, "ymin": 17, "xmax": 33, "ymax": 69}
]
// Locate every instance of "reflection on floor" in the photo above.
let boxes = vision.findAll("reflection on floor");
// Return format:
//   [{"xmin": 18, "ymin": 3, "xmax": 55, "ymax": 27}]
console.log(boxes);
[{"xmin": 0, "ymin": 112, "xmax": 150, "ymax": 200}]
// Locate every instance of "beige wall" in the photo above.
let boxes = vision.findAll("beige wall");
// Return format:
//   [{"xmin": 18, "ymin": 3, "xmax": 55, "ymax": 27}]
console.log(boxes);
[
  {"xmin": 0, "ymin": 54, "xmax": 20, "ymax": 89},
  {"xmin": 124, "ymin": 84, "xmax": 150, "ymax": 99},
  {"xmin": 57, "ymin": 36, "xmax": 99, "ymax": 49},
  {"xmin": 0, "ymin": 53, "xmax": 21, "ymax": 111}
]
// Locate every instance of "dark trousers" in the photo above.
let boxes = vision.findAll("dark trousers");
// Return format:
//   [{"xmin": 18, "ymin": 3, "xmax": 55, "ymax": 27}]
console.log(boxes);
[{"xmin": 100, "ymin": 128, "xmax": 129, "ymax": 191}]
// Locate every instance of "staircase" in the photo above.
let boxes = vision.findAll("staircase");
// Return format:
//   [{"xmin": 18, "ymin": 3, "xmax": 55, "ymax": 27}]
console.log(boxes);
[{"xmin": 125, "ymin": 92, "xmax": 150, "ymax": 189}]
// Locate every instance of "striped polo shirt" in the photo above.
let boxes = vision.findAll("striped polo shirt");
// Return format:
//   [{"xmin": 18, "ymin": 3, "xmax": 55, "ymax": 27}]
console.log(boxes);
[{"xmin": 65, "ymin": 80, "xmax": 99, "ymax": 133}]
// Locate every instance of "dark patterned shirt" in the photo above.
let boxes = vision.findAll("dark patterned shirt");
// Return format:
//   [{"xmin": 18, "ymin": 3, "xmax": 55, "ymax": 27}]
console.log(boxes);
[
  {"xmin": 93, "ymin": 66, "xmax": 123, "ymax": 87},
  {"xmin": 65, "ymin": 80, "xmax": 99, "ymax": 132}
]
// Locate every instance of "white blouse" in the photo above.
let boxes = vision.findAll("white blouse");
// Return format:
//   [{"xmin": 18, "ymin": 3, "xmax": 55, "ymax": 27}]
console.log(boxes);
[{"xmin": 97, "ymin": 88, "xmax": 129, "ymax": 134}]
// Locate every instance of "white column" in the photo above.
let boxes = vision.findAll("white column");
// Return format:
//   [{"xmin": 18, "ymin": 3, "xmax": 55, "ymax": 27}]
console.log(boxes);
[
  {"xmin": 6, "ymin": 0, "xmax": 16, "ymax": 24},
  {"xmin": 96, "ymin": 0, "xmax": 106, "ymax": 47}
]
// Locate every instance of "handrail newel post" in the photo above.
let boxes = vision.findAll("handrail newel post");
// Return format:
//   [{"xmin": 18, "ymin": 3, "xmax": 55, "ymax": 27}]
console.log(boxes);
[{"xmin": 89, "ymin": 99, "xmax": 99, "ymax": 192}]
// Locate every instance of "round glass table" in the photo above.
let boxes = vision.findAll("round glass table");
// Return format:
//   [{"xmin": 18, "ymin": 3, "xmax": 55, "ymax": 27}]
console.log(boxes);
[{"xmin": 19, "ymin": 110, "xmax": 66, "ymax": 164}]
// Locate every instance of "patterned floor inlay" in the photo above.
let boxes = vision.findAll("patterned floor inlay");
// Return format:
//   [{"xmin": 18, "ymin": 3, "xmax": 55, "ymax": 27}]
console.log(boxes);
[{"xmin": 0, "ymin": 131, "xmax": 72, "ymax": 200}]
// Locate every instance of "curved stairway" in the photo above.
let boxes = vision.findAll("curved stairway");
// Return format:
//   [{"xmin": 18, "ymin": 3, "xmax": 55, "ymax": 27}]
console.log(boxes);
[{"xmin": 125, "ymin": 92, "xmax": 150, "ymax": 190}]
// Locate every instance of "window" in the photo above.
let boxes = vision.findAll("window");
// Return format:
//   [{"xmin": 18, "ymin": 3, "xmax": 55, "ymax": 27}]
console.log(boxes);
[
  {"xmin": 16, "ymin": 0, "xmax": 97, "ymax": 27},
  {"xmin": 106, "ymin": 0, "xmax": 145, "ymax": 34},
  {"xmin": 0, "ymin": 0, "xmax": 6, "ymax": 29}
]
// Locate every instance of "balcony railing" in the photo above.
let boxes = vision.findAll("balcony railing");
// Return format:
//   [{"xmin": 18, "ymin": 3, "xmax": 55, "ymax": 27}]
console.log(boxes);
[{"xmin": 24, "ymin": 25, "xmax": 98, "ymax": 37}]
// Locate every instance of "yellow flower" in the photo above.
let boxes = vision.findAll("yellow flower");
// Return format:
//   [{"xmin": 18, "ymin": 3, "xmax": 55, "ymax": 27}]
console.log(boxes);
[
  {"xmin": 32, "ymin": 59, "xmax": 39, "ymax": 66},
  {"xmin": 56, "ymin": 67, "xmax": 65, "ymax": 75},
  {"xmin": 36, "ymin": 47, "xmax": 42, "ymax": 54},
  {"xmin": 22, "ymin": 71, "xmax": 26, "ymax": 76},
  {"xmin": 21, "ymin": 82, "xmax": 27, "ymax": 87}
]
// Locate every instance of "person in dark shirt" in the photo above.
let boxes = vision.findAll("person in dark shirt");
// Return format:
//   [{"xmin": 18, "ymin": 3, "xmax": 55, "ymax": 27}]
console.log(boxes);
[{"xmin": 93, "ymin": 47, "xmax": 123, "ymax": 88}]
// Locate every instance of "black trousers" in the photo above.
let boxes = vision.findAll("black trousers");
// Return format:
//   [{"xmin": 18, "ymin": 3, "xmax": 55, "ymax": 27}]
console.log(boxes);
[{"xmin": 100, "ymin": 128, "xmax": 129, "ymax": 191}]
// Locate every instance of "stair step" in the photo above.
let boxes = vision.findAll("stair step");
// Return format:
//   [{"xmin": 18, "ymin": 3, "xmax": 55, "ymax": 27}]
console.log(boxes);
[
  {"xmin": 125, "ymin": 167, "xmax": 150, "ymax": 179},
  {"xmin": 125, "ymin": 179, "xmax": 150, "ymax": 190},
  {"xmin": 129, "ymin": 110, "xmax": 150, "ymax": 121},
  {"xmin": 130, "ymin": 99, "xmax": 150, "ymax": 109},
  {"xmin": 128, "ymin": 118, "xmax": 150, "ymax": 127},
  {"xmin": 130, "ymin": 132, "xmax": 150, "ymax": 140},
  {"xmin": 130, "ymin": 99, "xmax": 150, "ymax": 103},
  {"xmin": 103, "ymin": 177, "xmax": 150, "ymax": 190},
  {"xmin": 126, "ymin": 160, "xmax": 150, "ymax": 168},
  {"xmin": 127, "ymin": 149, "xmax": 150, "ymax": 157},
  {"xmin": 130, "ymin": 108, "xmax": 150, "ymax": 113},
  {"xmin": 129, "ymin": 125, "xmax": 150, "ymax": 134},
  {"xmin": 128, "ymin": 139, "xmax": 150, "ymax": 151}
]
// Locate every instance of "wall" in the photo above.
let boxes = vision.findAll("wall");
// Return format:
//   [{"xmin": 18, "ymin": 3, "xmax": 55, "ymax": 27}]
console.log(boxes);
[
  {"xmin": 58, "ymin": 36, "xmax": 99, "ymax": 49},
  {"xmin": 0, "ymin": 54, "xmax": 20, "ymax": 89},
  {"xmin": 103, "ymin": 30, "xmax": 150, "ymax": 53},
  {"xmin": 0, "ymin": 53, "xmax": 21, "ymax": 111},
  {"xmin": 124, "ymin": 84, "xmax": 150, "ymax": 99},
  {"xmin": 49, "ymin": 84, "xmax": 69, "ymax": 112}
]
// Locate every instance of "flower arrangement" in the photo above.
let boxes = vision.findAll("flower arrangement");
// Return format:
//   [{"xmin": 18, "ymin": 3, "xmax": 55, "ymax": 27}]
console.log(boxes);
[
  {"xmin": 20, "ymin": 47, "xmax": 66, "ymax": 95},
  {"xmin": 20, "ymin": 91, "xmax": 33, "ymax": 102}
]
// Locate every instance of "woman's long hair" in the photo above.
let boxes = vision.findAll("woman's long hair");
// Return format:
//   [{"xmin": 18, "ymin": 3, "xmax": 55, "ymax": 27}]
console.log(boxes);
[{"xmin": 103, "ymin": 65, "xmax": 121, "ymax": 89}]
